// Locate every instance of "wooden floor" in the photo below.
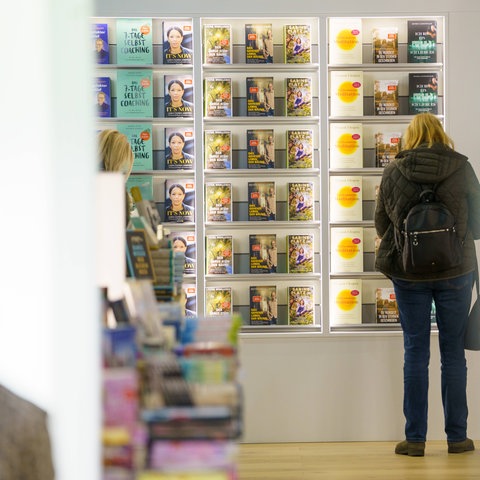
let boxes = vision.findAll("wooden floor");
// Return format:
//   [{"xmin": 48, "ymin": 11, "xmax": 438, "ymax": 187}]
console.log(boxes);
[{"xmin": 237, "ymin": 441, "xmax": 480, "ymax": 479}]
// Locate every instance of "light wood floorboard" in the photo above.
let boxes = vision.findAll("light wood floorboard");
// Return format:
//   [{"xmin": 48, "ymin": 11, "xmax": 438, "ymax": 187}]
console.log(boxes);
[{"xmin": 237, "ymin": 441, "xmax": 480, "ymax": 479}]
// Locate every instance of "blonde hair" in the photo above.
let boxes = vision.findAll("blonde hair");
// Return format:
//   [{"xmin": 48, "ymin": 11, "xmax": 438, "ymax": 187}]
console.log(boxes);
[
  {"xmin": 402, "ymin": 113, "xmax": 454, "ymax": 150},
  {"xmin": 98, "ymin": 129, "xmax": 134, "ymax": 178}
]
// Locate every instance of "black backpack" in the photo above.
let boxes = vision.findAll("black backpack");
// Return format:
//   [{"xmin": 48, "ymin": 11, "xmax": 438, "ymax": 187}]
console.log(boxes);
[{"xmin": 396, "ymin": 183, "xmax": 464, "ymax": 274}]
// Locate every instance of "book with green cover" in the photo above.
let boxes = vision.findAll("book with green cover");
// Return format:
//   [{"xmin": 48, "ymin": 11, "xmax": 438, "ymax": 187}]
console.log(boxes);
[
  {"xmin": 126, "ymin": 175, "xmax": 153, "ymax": 201},
  {"xmin": 116, "ymin": 69, "xmax": 153, "ymax": 118},
  {"xmin": 117, "ymin": 123, "xmax": 153, "ymax": 171},
  {"xmin": 116, "ymin": 18, "xmax": 153, "ymax": 65}
]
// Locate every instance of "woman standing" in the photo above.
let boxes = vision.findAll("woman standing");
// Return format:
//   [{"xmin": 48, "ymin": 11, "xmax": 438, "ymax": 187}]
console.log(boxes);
[{"xmin": 375, "ymin": 113, "xmax": 480, "ymax": 456}]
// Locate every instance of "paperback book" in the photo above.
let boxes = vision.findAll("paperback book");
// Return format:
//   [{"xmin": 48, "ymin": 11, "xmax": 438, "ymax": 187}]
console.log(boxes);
[
  {"xmin": 284, "ymin": 24, "xmax": 311, "ymax": 63},
  {"xmin": 182, "ymin": 283, "xmax": 197, "ymax": 318},
  {"xmin": 287, "ymin": 234, "xmax": 314, "ymax": 274},
  {"xmin": 248, "ymin": 181, "xmax": 276, "ymax": 221},
  {"xmin": 375, "ymin": 130, "xmax": 402, "ymax": 168},
  {"xmin": 247, "ymin": 77, "xmax": 275, "ymax": 116},
  {"xmin": 286, "ymin": 77, "xmax": 312, "ymax": 116},
  {"xmin": 250, "ymin": 285, "xmax": 277, "ymax": 325},
  {"xmin": 117, "ymin": 69, "xmax": 153, "ymax": 118},
  {"xmin": 330, "ymin": 71, "xmax": 363, "ymax": 117},
  {"xmin": 126, "ymin": 175, "xmax": 153, "ymax": 201},
  {"xmin": 125, "ymin": 229, "xmax": 155, "ymax": 280},
  {"xmin": 329, "ymin": 123, "xmax": 363, "ymax": 169},
  {"xmin": 409, "ymin": 73, "xmax": 438, "ymax": 114},
  {"xmin": 249, "ymin": 234, "xmax": 277, "ymax": 274},
  {"xmin": 287, "ymin": 182, "xmax": 314, "ymax": 221},
  {"xmin": 205, "ymin": 182, "xmax": 232, "ymax": 222},
  {"xmin": 205, "ymin": 235, "xmax": 233, "ymax": 274},
  {"xmin": 286, "ymin": 129, "xmax": 313, "ymax": 168},
  {"xmin": 374, "ymin": 79, "xmax": 399, "ymax": 116},
  {"xmin": 164, "ymin": 74, "xmax": 194, "ymax": 118},
  {"xmin": 245, "ymin": 23, "xmax": 273, "ymax": 63},
  {"xmin": 164, "ymin": 179, "xmax": 195, "ymax": 223},
  {"xmin": 92, "ymin": 23, "xmax": 109, "ymax": 64},
  {"xmin": 329, "ymin": 278, "xmax": 362, "ymax": 326},
  {"xmin": 328, "ymin": 17, "xmax": 362, "ymax": 64},
  {"xmin": 162, "ymin": 20, "xmax": 193, "ymax": 65},
  {"xmin": 116, "ymin": 18, "xmax": 153, "ymax": 65},
  {"xmin": 372, "ymin": 27, "xmax": 398, "ymax": 63},
  {"xmin": 204, "ymin": 130, "xmax": 232, "ymax": 169},
  {"xmin": 407, "ymin": 20, "xmax": 437, "ymax": 63},
  {"xmin": 203, "ymin": 24, "xmax": 232, "ymax": 64},
  {"xmin": 330, "ymin": 227, "xmax": 364, "ymax": 273},
  {"xmin": 329, "ymin": 176, "xmax": 363, "ymax": 222},
  {"xmin": 95, "ymin": 76, "xmax": 112, "ymax": 118},
  {"xmin": 288, "ymin": 286, "xmax": 315, "ymax": 325},
  {"xmin": 247, "ymin": 129, "xmax": 275, "ymax": 168},
  {"xmin": 170, "ymin": 231, "xmax": 196, "ymax": 275},
  {"xmin": 205, "ymin": 287, "xmax": 233, "ymax": 316},
  {"xmin": 165, "ymin": 127, "xmax": 195, "ymax": 171},
  {"xmin": 375, "ymin": 287, "xmax": 400, "ymax": 323},
  {"xmin": 117, "ymin": 123, "xmax": 153, "ymax": 171},
  {"xmin": 204, "ymin": 77, "xmax": 232, "ymax": 117}
]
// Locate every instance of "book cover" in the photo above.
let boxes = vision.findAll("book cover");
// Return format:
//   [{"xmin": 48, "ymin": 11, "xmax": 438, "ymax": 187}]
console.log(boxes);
[
  {"xmin": 204, "ymin": 77, "xmax": 232, "ymax": 117},
  {"xmin": 250, "ymin": 285, "xmax": 277, "ymax": 325},
  {"xmin": 117, "ymin": 123, "xmax": 153, "ymax": 171},
  {"xmin": 116, "ymin": 18, "xmax": 153, "ymax": 65},
  {"xmin": 288, "ymin": 286, "xmax": 315, "ymax": 325},
  {"xmin": 92, "ymin": 23, "xmax": 109, "ymax": 64},
  {"xmin": 247, "ymin": 129, "xmax": 275, "ymax": 168},
  {"xmin": 376, "ymin": 287, "xmax": 400, "ymax": 323},
  {"xmin": 204, "ymin": 130, "xmax": 232, "ymax": 169},
  {"xmin": 205, "ymin": 235, "xmax": 233, "ymax": 274},
  {"xmin": 407, "ymin": 20, "xmax": 437, "ymax": 63},
  {"xmin": 329, "ymin": 123, "xmax": 363, "ymax": 168},
  {"xmin": 249, "ymin": 234, "xmax": 277, "ymax": 274},
  {"xmin": 284, "ymin": 24, "xmax": 311, "ymax": 63},
  {"xmin": 330, "ymin": 227, "xmax": 364, "ymax": 273},
  {"xmin": 328, "ymin": 17, "xmax": 362, "ymax": 65},
  {"xmin": 329, "ymin": 176, "xmax": 362, "ymax": 221},
  {"xmin": 330, "ymin": 279, "xmax": 362, "ymax": 326},
  {"xmin": 286, "ymin": 129, "xmax": 313, "ymax": 168},
  {"xmin": 165, "ymin": 127, "xmax": 195, "ymax": 171},
  {"xmin": 372, "ymin": 27, "xmax": 398, "ymax": 64},
  {"xmin": 164, "ymin": 74, "xmax": 194, "ymax": 118},
  {"xmin": 125, "ymin": 229, "xmax": 155, "ymax": 280},
  {"xmin": 182, "ymin": 283, "xmax": 197, "ymax": 318},
  {"xmin": 126, "ymin": 175, "xmax": 153, "ymax": 201},
  {"xmin": 374, "ymin": 79, "xmax": 399, "ymax": 116},
  {"xmin": 248, "ymin": 181, "xmax": 276, "ymax": 221},
  {"xmin": 205, "ymin": 287, "xmax": 233, "ymax": 316},
  {"xmin": 164, "ymin": 179, "xmax": 195, "ymax": 223},
  {"xmin": 116, "ymin": 69, "xmax": 153, "ymax": 118},
  {"xmin": 170, "ymin": 231, "xmax": 196, "ymax": 275},
  {"xmin": 330, "ymin": 71, "xmax": 363, "ymax": 117},
  {"xmin": 409, "ymin": 73, "xmax": 439, "ymax": 114},
  {"xmin": 94, "ymin": 76, "xmax": 111, "ymax": 118},
  {"xmin": 286, "ymin": 77, "xmax": 312, "ymax": 116},
  {"xmin": 205, "ymin": 182, "xmax": 232, "ymax": 222},
  {"xmin": 247, "ymin": 77, "xmax": 275, "ymax": 116},
  {"xmin": 287, "ymin": 182, "xmax": 314, "ymax": 221},
  {"xmin": 375, "ymin": 130, "xmax": 401, "ymax": 168},
  {"xmin": 287, "ymin": 234, "xmax": 314, "ymax": 274},
  {"xmin": 245, "ymin": 23, "xmax": 273, "ymax": 63},
  {"xmin": 162, "ymin": 20, "xmax": 193, "ymax": 65},
  {"xmin": 204, "ymin": 24, "xmax": 232, "ymax": 64}
]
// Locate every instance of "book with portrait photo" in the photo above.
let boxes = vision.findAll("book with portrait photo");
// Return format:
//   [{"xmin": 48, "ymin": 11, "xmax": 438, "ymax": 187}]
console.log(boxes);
[
  {"xmin": 287, "ymin": 234, "xmax": 314, "ymax": 274},
  {"xmin": 247, "ymin": 129, "xmax": 275, "ymax": 169},
  {"xmin": 407, "ymin": 20, "xmax": 437, "ymax": 63},
  {"xmin": 116, "ymin": 18, "xmax": 153, "ymax": 65},
  {"xmin": 169, "ymin": 231, "xmax": 196, "ymax": 275},
  {"xmin": 284, "ymin": 24, "xmax": 311, "ymax": 63},
  {"xmin": 245, "ymin": 23, "xmax": 273, "ymax": 64},
  {"xmin": 164, "ymin": 127, "xmax": 194, "ymax": 171},
  {"xmin": 204, "ymin": 130, "xmax": 232, "ymax": 169},
  {"xmin": 287, "ymin": 182, "xmax": 314, "ymax": 221},
  {"xmin": 164, "ymin": 74, "xmax": 194, "ymax": 118},
  {"xmin": 117, "ymin": 69, "xmax": 153, "ymax": 118},
  {"xmin": 204, "ymin": 77, "xmax": 232, "ymax": 117},
  {"xmin": 92, "ymin": 23, "xmax": 109, "ymax": 64},
  {"xmin": 288, "ymin": 286, "xmax": 315, "ymax": 325},
  {"xmin": 249, "ymin": 234, "xmax": 277, "ymax": 274},
  {"xmin": 286, "ymin": 77, "xmax": 312, "ymax": 116},
  {"xmin": 246, "ymin": 77, "xmax": 275, "ymax": 116},
  {"xmin": 162, "ymin": 20, "xmax": 193, "ymax": 65},
  {"xmin": 94, "ymin": 76, "xmax": 112, "ymax": 118},
  {"xmin": 205, "ymin": 182, "xmax": 232, "ymax": 222},
  {"xmin": 182, "ymin": 283, "xmax": 197, "ymax": 318},
  {"xmin": 203, "ymin": 24, "xmax": 232, "ymax": 64},
  {"xmin": 205, "ymin": 235, "xmax": 233, "ymax": 275},
  {"xmin": 250, "ymin": 285, "xmax": 277, "ymax": 325},
  {"xmin": 164, "ymin": 178, "xmax": 195, "ymax": 223},
  {"xmin": 117, "ymin": 123, "xmax": 153, "ymax": 171},
  {"xmin": 248, "ymin": 181, "xmax": 276, "ymax": 221},
  {"xmin": 205, "ymin": 287, "xmax": 233, "ymax": 316},
  {"xmin": 286, "ymin": 129, "xmax": 313, "ymax": 168}
]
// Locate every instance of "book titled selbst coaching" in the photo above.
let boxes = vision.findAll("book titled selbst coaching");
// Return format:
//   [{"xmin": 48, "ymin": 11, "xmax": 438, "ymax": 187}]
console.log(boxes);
[
  {"xmin": 116, "ymin": 18, "xmax": 153, "ymax": 65},
  {"xmin": 126, "ymin": 175, "xmax": 153, "ymax": 201},
  {"xmin": 287, "ymin": 129, "xmax": 313, "ymax": 168},
  {"xmin": 205, "ymin": 235, "xmax": 233, "ymax": 274},
  {"xmin": 205, "ymin": 287, "xmax": 233, "ymax": 316},
  {"xmin": 205, "ymin": 182, "xmax": 232, "ymax": 222},
  {"xmin": 288, "ymin": 286, "xmax": 315, "ymax": 325},
  {"xmin": 204, "ymin": 78, "xmax": 232, "ymax": 117},
  {"xmin": 164, "ymin": 74, "xmax": 194, "ymax": 118},
  {"xmin": 164, "ymin": 179, "xmax": 195, "ymax": 223},
  {"xmin": 247, "ymin": 77, "xmax": 275, "ymax": 116},
  {"xmin": 203, "ymin": 24, "xmax": 232, "ymax": 64},
  {"xmin": 116, "ymin": 70, "xmax": 153, "ymax": 118},
  {"xmin": 250, "ymin": 285, "xmax": 277, "ymax": 325},
  {"xmin": 284, "ymin": 24, "xmax": 311, "ymax": 63},
  {"xmin": 204, "ymin": 130, "xmax": 232, "ymax": 169},
  {"xmin": 286, "ymin": 77, "xmax": 312, "ymax": 116},
  {"xmin": 329, "ymin": 123, "xmax": 363, "ymax": 169},
  {"xmin": 247, "ymin": 129, "xmax": 275, "ymax": 168},
  {"xmin": 165, "ymin": 126, "xmax": 194, "ymax": 171},
  {"xmin": 248, "ymin": 181, "xmax": 276, "ymax": 221},
  {"xmin": 245, "ymin": 23, "xmax": 273, "ymax": 63},
  {"xmin": 288, "ymin": 182, "xmax": 314, "ymax": 221},
  {"xmin": 117, "ymin": 123, "xmax": 153, "ymax": 171}
]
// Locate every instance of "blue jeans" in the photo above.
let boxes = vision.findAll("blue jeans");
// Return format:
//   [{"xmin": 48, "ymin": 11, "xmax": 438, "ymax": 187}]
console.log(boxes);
[{"xmin": 392, "ymin": 273, "xmax": 473, "ymax": 443}]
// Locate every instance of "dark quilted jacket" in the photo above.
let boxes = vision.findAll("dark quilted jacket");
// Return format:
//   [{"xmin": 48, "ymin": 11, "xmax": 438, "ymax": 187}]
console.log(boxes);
[{"xmin": 375, "ymin": 143, "xmax": 480, "ymax": 280}]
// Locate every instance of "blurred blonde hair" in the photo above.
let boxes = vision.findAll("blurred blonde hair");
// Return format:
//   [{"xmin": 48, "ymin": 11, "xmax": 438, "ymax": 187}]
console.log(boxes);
[
  {"xmin": 402, "ymin": 112, "xmax": 454, "ymax": 150},
  {"xmin": 98, "ymin": 129, "xmax": 134, "ymax": 178}
]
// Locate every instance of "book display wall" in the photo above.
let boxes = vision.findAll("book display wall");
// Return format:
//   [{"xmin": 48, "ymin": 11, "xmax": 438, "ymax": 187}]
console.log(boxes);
[
  {"xmin": 327, "ymin": 16, "xmax": 444, "ymax": 331},
  {"xmin": 201, "ymin": 17, "xmax": 322, "ymax": 331}
]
